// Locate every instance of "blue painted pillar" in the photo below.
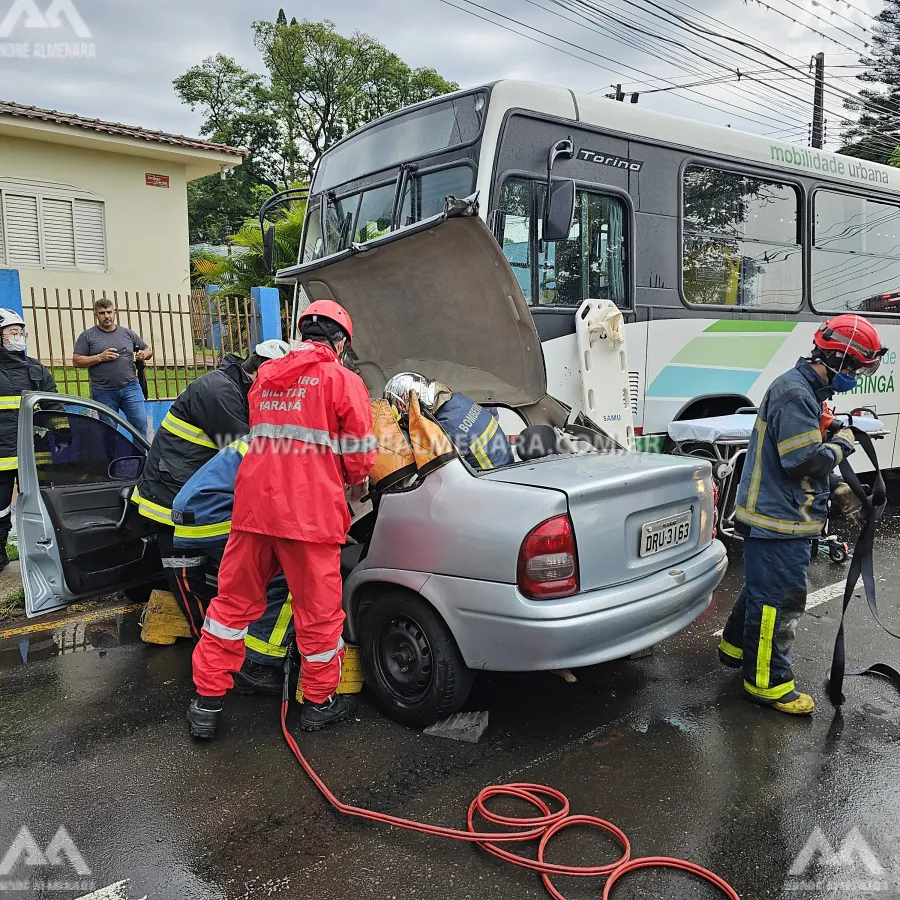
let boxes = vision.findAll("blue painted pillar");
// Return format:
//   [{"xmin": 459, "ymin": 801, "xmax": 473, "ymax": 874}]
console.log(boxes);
[
  {"xmin": 252, "ymin": 287, "xmax": 283, "ymax": 342},
  {"xmin": 0, "ymin": 270, "xmax": 22, "ymax": 316}
]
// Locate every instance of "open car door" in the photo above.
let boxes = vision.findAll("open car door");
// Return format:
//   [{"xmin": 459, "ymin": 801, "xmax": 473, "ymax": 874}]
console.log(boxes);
[{"xmin": 17, "ymin": 392, "xmax": 163, "ymax": 617}]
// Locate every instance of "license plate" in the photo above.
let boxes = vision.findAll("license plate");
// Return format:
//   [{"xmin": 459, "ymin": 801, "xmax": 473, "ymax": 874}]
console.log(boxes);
[{"xmin": 640, "ymin": 511, "xmax": 692, "ymax": 558}]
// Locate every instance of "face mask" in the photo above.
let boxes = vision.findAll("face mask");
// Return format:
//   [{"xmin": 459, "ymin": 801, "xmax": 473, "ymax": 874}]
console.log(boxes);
[
  {"xmin": 5, "ymin": 337, "xmax": 26, "ymax": 353},
  {"xmin": 831, "ymin": 371, "xmax": 858, "ymax": 393}
]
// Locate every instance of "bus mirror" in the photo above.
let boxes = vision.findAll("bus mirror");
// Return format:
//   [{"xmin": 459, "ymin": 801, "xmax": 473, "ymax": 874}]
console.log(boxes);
[
  {"xmin": 544, "ymin": 179, "xmax": 576, "ymax": 242},
  {"xmin": 263, "ymin": 224, "xmax": 276, "ymax": 274}
]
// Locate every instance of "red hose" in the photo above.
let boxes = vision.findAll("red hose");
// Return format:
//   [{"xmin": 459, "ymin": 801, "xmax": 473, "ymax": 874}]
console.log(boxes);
[{"xmin": 281, "ymin": 701, "xmax": 741, "ymax": 899}]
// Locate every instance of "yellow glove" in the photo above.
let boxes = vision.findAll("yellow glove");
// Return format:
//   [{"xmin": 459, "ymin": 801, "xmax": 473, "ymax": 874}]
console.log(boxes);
[{"xmin": 834, "ymin": 427, "xmax": 856, "ymax": 446}]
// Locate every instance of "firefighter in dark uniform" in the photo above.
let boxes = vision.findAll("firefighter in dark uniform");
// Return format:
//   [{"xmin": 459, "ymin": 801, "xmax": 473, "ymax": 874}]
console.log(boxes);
[
  {"xmin": 384, "ymin": 372, "xmax": 514, "ymax": 469},
  {"xmin": 719, "ymin": 314, "xmax": 886, "ymax": 716},
  {"xmin": 133, "ymin": 340, "xmax": 290, "ymax": 621},
  {"xmin": 0, "ymin": 308, "xmax": 60, "ymax": 570}
]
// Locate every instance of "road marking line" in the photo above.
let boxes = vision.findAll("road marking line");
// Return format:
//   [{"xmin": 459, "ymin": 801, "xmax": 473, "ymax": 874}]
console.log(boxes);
[
  {"xmin": 0, "ymin": 602, "xmax": 144, "ymax": 640},
  {"xmin": 712, "ymin": 580, "xmax": 846, "ymax": 637},
  {"xmin": 77, "ymin": 881, "xmax": 146, "ymax": 900}
]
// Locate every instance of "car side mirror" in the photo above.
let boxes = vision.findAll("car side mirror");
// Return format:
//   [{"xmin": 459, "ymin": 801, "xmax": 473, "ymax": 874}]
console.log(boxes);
[
  {"xmin": 263, "ymin": 224, "xmax": 276, "ymax": 274},
  {"xmin": 109, "ymin": 456, "xmax": 145, "ymax": 481},
  {"xmin": 544, "ymin": 179, "xmax": 576, "ymax": 242}
]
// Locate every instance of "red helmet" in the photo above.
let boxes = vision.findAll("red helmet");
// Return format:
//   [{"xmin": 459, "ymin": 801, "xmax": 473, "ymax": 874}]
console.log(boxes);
[
  {"xmin": 298, "ymin": 300, "xmax": 353, "ymax": 343},
  {"xmin": 813, "ymin": 314, "xmax": 886, "ymax": 372}
]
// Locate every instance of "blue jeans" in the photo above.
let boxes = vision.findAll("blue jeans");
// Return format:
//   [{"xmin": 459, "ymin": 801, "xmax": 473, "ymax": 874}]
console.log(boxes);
[{"xmin": 92, "ymin": 379, "xmax": 147, "ymax": 439}]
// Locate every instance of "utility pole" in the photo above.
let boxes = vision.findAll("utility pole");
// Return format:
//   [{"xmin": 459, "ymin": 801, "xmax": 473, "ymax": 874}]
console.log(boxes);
[{"xmin": 811, "ymin": 52, "xmax": 825, "ymax": 149}]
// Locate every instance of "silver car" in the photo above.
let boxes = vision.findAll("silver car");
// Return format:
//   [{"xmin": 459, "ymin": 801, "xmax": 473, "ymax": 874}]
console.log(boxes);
[{"xmin": 16, "ymin": 206, "xmax": 726, "ymax": 727}]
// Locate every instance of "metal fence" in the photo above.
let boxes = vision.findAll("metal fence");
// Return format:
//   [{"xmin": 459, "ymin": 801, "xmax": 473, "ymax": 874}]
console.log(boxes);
[{"xmin": 22, "ymin": 288, "xmax": 260, "ymax": 401}]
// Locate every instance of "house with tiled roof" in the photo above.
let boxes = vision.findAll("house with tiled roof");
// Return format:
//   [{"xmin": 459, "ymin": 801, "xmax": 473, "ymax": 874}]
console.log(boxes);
[{"xmin": 0, "ymin": 101, "xmax": 245, "ymax": 362}]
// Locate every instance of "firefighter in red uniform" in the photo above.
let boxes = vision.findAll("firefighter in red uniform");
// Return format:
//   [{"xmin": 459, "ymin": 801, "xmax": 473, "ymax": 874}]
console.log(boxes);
[{"xmin": 188, "ymin": 301, "xmax": 376, "ymax": 739}]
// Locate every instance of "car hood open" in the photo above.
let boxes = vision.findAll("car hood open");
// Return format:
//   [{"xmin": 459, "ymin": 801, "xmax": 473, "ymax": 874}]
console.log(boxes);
[{"xmin": 275, "ymin": 202, "xmax": 546, "ymax": 407}]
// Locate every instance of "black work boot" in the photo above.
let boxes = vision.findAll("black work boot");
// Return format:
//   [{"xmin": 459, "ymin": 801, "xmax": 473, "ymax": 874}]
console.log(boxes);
[
  {"xmin": 188, "ymin": 694, "xmax": 224, "ymax": 740},
  {"xmin": 299, "ymin": 694, "xmax": 357, "ymax": 732},
  {"xmin": 0, "ymin": 545, "xmax": 10, "ymax": 572},
  {"xmin": 233, "ymin": 659, "xmax": 283, "ymax": 697}
]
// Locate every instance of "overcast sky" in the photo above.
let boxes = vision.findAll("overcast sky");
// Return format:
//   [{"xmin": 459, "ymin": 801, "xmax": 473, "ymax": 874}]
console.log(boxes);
[{"xmin": 0, "ymin": 0, "xmax": 882, "ymax": 150}]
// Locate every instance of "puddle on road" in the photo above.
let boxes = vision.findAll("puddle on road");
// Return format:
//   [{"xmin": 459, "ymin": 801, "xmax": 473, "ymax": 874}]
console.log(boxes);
[{"xmin": 0, "ymin": 607, "xmax": 144, "ymax": 669}]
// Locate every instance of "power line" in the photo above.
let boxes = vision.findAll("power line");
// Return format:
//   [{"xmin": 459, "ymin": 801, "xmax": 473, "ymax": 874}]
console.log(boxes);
[{"xmin": 433, "ymin": 0, "xmax": 803, "ymax": 129}]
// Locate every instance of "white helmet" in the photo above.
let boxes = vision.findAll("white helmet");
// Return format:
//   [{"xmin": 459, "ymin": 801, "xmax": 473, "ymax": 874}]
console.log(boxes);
[
  {"xmin": 0, "ymin": 309, "xmax": 25, "ymax": 332},
  {"xmin": 255, "ymin": 339, "xmax": 291, "ymax": 360},
  {"xmin": 384, "ymin": 372, "xmax": 438, "ymax": 420}
]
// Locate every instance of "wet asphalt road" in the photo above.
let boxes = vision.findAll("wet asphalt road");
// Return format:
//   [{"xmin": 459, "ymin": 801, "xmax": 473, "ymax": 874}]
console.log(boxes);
[{"xmin": 2, "ymin": 517, "xmax": 900, "ymax": 899}]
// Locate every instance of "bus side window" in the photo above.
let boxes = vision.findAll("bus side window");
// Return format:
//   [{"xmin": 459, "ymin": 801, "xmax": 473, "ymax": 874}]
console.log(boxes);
[{"xmin": 681, "ymin": 165, "xmax": 801, "ymax": 311}]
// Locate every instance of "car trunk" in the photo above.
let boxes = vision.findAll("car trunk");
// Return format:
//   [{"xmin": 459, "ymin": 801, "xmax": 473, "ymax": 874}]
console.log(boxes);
[{"xmin": 481, "ymin": 452, "xmax": 714, "ymax": 591}]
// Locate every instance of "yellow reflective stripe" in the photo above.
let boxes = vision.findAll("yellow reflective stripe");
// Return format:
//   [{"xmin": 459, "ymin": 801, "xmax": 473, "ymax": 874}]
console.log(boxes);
[
  {"xmin": 470, "ymin": 417, "xmax": 498, "ymax": 469},
  {"xmin": 228, "ymin": 439, "xmax": 249, "ymax": 456},
  {"xmin": 799, "ymin": 477, "xmax": 814, "ymax": 523},
  {"xmin": 734, "ymin": 505, "xmax": 824, "ymax": 536},
  {"xmin": 244, "ymin": 634, "xmax": 289, "ymax": 658},
  {"xmin": 131, "ymin": 487, "xmax": 173, "ymax": 525},
  {"xmin": 830, "ymin": 444, "xmax": 844, "ymax": 466},
  {"xmin": 35, "ymin": 452, "xmax": 52, "ymax": 467},
  {"xmin": 0, "ymin": 396, "xmax": 21, "ymax": 410},
  {"xmin": 244, "ymin": 595, "xmax": 293, "ymax": 658},
  {"xmin": 718, "ymin": 639, "xmax": 743, "ymax": 660},
  {"xmin": 744, "ymin": 679, "xmax": 796, "ymax": 700},
  {"xmin": 173, "ymin": 520, "xmax": 232, "ymax": 539},
  {"xmin": 0, "ymin": 456, "xmax": 17, "ymax": 471},
  {"xmin": 161, "ymin": 412, "xmax": 217, "ymax": 450},
  {"xmin": 756, "ymin": 605, "xmax": 777, "ymax": 689},
  {"xmin": 270, "ymin": 595, "xmax": 294, "ymax": 647},
  {"xmin": 777, "ymin": 430, "xmax": 821, "ymax": 457},
  {"xmin": 746, "ymin": 419, "xmax": 766, "ymax": 513}
]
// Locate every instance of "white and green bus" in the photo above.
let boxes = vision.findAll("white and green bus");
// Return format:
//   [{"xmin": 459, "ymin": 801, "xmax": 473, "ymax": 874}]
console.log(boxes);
[{"xmin": 296, "ymin": 79, "xmax": 900, "ymax": 469}]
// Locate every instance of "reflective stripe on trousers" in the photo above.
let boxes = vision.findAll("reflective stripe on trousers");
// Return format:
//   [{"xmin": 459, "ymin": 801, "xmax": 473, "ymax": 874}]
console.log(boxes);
[
  {"xmin": 302, "ymin": 636, "xmax": 344, "ymax": 664},
  {"xmin": 161, "ymin": 556, "xmax": 207, "ymax": 568},
  {"xmin": 202, "ymin": 616, "xmax": 248, "ymax": 641},
  {"xmin": 244, "ymin": 591, "xmax": 294, "ymax": 660}
]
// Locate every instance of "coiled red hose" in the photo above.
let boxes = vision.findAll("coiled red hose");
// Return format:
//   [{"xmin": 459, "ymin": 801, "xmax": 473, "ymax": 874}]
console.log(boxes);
[{"xmin": 280, "ymin": 701, "xmax": 741, "ymax": 899}]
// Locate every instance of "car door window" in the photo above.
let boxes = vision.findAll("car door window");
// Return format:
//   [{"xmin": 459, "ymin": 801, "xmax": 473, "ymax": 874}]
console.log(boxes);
[{"xmin": 34, "ymin": 407, "xmax": 145, "ymax": 487}]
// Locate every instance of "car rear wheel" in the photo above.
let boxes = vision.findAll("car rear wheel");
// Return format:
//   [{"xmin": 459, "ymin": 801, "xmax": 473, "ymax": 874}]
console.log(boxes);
[{"xmin": 358, "ymin": 587, "xmax": 474, "ymax": 728}]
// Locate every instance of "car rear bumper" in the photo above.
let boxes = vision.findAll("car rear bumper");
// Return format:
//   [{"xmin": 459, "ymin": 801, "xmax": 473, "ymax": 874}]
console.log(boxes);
[{"xmin": 421, "ymin": 540, "xmax": 728, "ymax": 671}]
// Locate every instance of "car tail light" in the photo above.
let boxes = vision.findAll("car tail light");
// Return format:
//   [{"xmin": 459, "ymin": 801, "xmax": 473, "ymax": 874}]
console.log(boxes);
[{"xmin": 517, "ymin": 515, "xmax": 579, "ymax": 599}]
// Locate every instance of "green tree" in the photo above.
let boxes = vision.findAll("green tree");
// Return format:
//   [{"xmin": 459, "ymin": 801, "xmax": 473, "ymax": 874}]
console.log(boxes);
[
  {"xmin": 252, "ymin": 18, "xmax": 459, "ymax": 181},
  {"xmin": 840, "ymin": 1, "xmax": 900, "ymax": 163},
  {"xmin": 276, "ymin": 8, "xmax": 287, "ymax": 25},
  {"xmin": 177, "ymin": 18, "xmax": 458, "ymax": 239}
]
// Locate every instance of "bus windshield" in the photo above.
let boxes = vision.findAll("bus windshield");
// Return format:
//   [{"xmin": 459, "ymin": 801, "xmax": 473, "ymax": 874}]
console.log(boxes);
[{"xmin": 312, "ymin": 92, "xmax": 485, "ymax": 193}]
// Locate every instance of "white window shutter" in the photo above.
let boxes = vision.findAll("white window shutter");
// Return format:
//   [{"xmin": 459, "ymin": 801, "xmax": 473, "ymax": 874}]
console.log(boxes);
[
  {"xmin": 74, "ymin": 200, "xmax": 106, "ymax": 269},
  {"xmin": 3, "ymin": 194, "xmax": 41, "ymax": 268},
  {"xmin": 42, "ymin": 198, "xmax": 77, "ymax": 269}
]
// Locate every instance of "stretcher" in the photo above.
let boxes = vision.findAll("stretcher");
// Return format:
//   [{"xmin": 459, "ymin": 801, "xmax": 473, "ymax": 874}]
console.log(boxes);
[{"xmin": 666, "ymin": 408, "xmax": 889, "ymax": 543}]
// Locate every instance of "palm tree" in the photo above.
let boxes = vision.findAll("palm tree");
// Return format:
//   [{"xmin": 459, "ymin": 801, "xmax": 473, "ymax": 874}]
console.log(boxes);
[{"xmin": 191, "ymin": 197, "xmax": 307, "ymax": 352}]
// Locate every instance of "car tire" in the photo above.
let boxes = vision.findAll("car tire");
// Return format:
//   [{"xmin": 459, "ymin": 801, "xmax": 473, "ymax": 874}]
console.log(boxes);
[{"xmin": 358, "ymin": 587, "xmax": 474, "ymax": 728}]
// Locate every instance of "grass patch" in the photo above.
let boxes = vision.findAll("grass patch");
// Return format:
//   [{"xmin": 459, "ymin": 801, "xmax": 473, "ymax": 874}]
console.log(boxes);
[
  {"xmin": 50, "ymin": 366, "xmax": 208, "ymax": 401},
  {"xmin": 6, "ymin": 542, "xmax": 18, "ymax": 562},
  {"xmin": 0, "ymin": 584, "xmax": 24, "ymax": 619}
]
